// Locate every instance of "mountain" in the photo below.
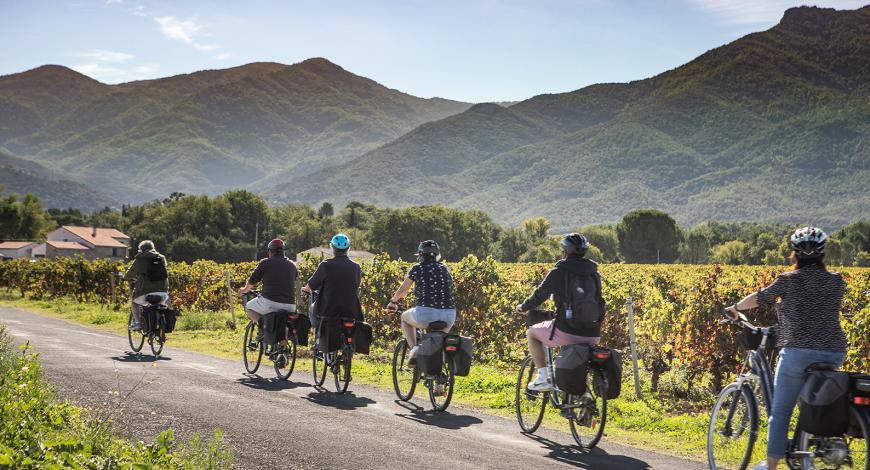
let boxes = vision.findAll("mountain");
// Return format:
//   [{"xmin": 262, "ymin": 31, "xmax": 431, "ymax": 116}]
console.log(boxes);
[
  {"xmin": 271, "ymin": 6, "xmax": 870, "ymax": 229},
  {"xmin": 0, "ymin": 58, "xmax": 471, "ymax": 199},
  {"xmin": 0, "ymin": 150, "xmax": 117, "ymax": 210}
]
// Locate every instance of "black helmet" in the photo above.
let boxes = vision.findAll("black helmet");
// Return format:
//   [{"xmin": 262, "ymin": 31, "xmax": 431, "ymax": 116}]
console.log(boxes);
[
  {"xmin": 417, "ymin": 240, "xmax": 440, "ymax": 260},
  {"xmin": 561, "ymin": 233, "xmax": 590, "ymax": 255},
  {"xmin": 789, "ymin": 226, "xmax": 827, "ymax": 257}
]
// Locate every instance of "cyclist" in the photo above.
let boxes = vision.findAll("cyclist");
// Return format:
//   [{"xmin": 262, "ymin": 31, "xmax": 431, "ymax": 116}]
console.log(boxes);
[
  {"xmin": 725, "ymin": 227, "xmax": 846, "ymax": 470},
  {"xmin": 301, "ymin": 234, "xmax": 363, "ymax": 339},
  {"xmin": 238, "ymin": 239, "xmax": 299, "ymax": 342},
  {"xmin": 515, "ymin": 233, "xmax": 603, "ymax": 391},
  {"xmin": 386, "ymin": 240, "xmax": 456, "ymax": 365},
  {"xmin": 123, "ymin": 240, "xmax": 169, "ymax": 331}
]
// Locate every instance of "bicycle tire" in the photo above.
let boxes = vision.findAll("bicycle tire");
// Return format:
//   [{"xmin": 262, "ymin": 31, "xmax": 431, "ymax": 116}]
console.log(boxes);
[
  {"xmin": 127, "ymin": 311, "xmax": 144, "ymax": 352},
  {"xmin": 333, "ymin": 346, "xmax": 352, "ymax": 394},
  {"xmin": 515, "ymin": 355, "xmax": 547, "ymax": 433},
  {"xmin": 273, "ymin": 334, "xmax": 297, "ymax": 381},
  {"xmin": 428, "ymin": 352, "xmax": 455, "ymax": 412},
  {"xmin": 312, "ymin": 349, "xmax": 328, "ymax": 387},
  {"xmin": 392, "ymin": 339, "xmax": 419, "ymax": 401},
  {"xmin": 568, "ymin": 367, "xmax": 607, "ymax": 449},
  {"xmin": 243, "ymin": 321, "xmax": 263, "ymax": 374},
  {"xmin": 707, "ymin": 382, "xmax": 758, "ymax": 470},
  {"xmin": 149, "ymin": 329, "xmax": 164, "ymax": 356},
  {"xmin": 793, "ymin": 406, "xmax": 869, "ymax": 470}
]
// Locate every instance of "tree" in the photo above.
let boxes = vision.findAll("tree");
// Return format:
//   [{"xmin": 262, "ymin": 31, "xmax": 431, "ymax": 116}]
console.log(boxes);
[
  {"xmin": 318, "ymin": 202, "xmax": 334, "ymax": 220},
  {"xmin": 617, "ymin": 209, "xmax": 682, "ymax": 263},
  {"xmin": 580, "ymin": 224, "xmax": 619, "ymax": 262},
  {"xmin": 220, "ymin": 190, "xmax": 269, "ymax": 246},
  {"xmin": 710, "ymin": 240, "xmax": 751, "ymax": 265},
  {"xmin": 495, "ymin": 228, "xmax": 528, "ymax": 262},
  {"xmin": 0, "ymin": 193, "xmax": 55, "ymax": 241}
]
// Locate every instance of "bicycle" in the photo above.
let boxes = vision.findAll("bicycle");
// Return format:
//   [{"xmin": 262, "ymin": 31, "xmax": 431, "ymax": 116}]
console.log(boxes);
[
  {"xmin": 240, "ymin": 291, "xmax": 298, "ymax": 380},
  {"xmin": 707, "ymin": 311, "xmax": 870, "ymax": 470},
  {"xmin": 391, "ymin": 303, "xmax": 457, "ymax": 412},
  {"xmin": 307, "ymin": 292, "xmax": 356, "ymax": 394},
  {"xmin": 514, "ymin": 310, "xmax": 608, "ymax": 449},
  {"xmin": 128, "ymin": 293, "xmax": 172, "ymax": 357}
]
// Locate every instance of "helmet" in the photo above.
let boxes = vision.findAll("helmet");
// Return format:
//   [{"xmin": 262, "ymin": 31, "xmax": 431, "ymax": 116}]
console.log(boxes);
[
  {"xmin": 561, "ymin": 233, "xmax": 590, "ymax": 255},
  {"xmin": 267, "ymin": 239, "xmax": 285, "ymax": 253},
  {"xmin": 789, "ymin": 226, "xmax": 827, "ymax": 257},
  {"xmin": 330, "ymin": 233, "xmax": 350, "ymax": 252},
  {"xmin": 417, "ymin": 240, "xmax": 440, "ymax": 260}
]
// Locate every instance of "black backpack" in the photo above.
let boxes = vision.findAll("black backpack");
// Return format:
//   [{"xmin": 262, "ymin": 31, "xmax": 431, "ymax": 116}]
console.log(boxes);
[
  {"xmin": 147, "ymin": 256, "xmax": 168, "ymax": 282},
  {"xmin": 562, "ymin": 271, "xmax": 605, "ymax": 332}
]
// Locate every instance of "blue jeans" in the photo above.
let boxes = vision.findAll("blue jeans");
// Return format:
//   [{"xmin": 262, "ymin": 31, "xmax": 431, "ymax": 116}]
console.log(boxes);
[{"xmin": 767, "ymin": 347, "xmax": 846, "ymax": 458}]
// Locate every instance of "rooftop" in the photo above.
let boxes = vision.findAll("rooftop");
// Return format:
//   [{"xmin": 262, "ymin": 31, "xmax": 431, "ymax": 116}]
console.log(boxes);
[
  {"xmin": 0, "ymin": 241, "xmax": 37, "ymax": 249},
  {"xmin": 58, "ymin": 226, "xmax": 128, "ymax": 248},
  {"xmin": 46, "ymin": 241, "xmax": 89, "ymax": 250}
]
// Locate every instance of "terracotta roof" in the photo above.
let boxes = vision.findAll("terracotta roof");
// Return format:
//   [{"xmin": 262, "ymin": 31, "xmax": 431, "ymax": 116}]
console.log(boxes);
[
  {"xmin": 0, "ymin": 241, "xmax": 36, "ymax": 249},
  {"xmin": 58, "ymin": 226, "xmax": 128, "ymax": 248},
  {"xmin": 46, "ymin": 241, "xmax": 89, "ymax": 250}
]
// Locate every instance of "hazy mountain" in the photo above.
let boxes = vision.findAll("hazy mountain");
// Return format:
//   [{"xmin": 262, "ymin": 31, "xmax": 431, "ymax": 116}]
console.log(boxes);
[
  {"xmin": 0, "ymin": 58, "xmax": 471, "ymax": 200},
  {"xmin": 271, "ymin": 6, "xmax": 870, "ymax": 229}
]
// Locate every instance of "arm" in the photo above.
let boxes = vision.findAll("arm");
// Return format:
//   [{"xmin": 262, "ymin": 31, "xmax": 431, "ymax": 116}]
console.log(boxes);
[
  {"xmin": 302, "ymin": 262, "xmax": 327, "ymax": 294},
  {"xmin": 388, "ymin": 278, "xmax": 413, "ymax": 307},
  {"xmin": 517, "ymin": 268, "xmax": 558, "ymax": 312},
  {"xmin": 239, "ymin": 261, "xmax": 264, "ymax": 295},
  {"xmin": 724, "ymin": 275, "xmax": 785, "ymax": 318},
  {"xmin": 724, "ymin": 292, "xmax": 759, "ymax": 318},
  {"xmin": 122, "ymin": 258, "xmax": 140, "ymax": 282}
]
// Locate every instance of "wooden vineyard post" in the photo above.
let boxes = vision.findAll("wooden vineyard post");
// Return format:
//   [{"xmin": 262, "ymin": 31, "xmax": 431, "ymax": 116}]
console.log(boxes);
[
  {"xmin": 226, "ymin": 270, "xmax": 236, "ymax": 330},
  {"xmin": 627, "ymin": 297, "xmax": 642, "ymax": 399},
  {"xmin": 110, "ymin": 270, "xmax": 117, "ymax": 305}
]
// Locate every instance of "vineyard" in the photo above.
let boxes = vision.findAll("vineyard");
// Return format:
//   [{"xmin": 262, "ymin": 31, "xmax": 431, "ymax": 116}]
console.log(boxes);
[{"xmin": 1, "ymin": 256, "xmax": 868, "ymax": 391}]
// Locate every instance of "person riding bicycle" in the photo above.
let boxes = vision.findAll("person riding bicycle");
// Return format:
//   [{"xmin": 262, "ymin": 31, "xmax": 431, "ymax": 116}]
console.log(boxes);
[
  {"xmin": 301, "ymin": 234, "xmax": 364, "ymax": 344},
  {"xmin": 238, "ymin": 239, "xmax": 299, "ymax": 342},
  {"xmin": 724, "ymin": 226, "xmax": 847, "ymax": 470},
  {"xmin": 123, "ymin": 240, "xmax": 169, "ymax": 331},
  {"xmin": 386, "ymin": 240, "xmax": 456, "ymax": 365},
  {"xmin": 515, "ymin": 233, "xmax": 603, "ymax": 391}
]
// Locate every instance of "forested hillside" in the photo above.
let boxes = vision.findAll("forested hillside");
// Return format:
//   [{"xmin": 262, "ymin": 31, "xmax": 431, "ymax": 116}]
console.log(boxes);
[
  {"xmin": 0, "ymin": 150, "xmax": 116, "ymax": 210},
  {"xmin": 274, "ymin": 6, "xmax": 870, "ymax": 228}
]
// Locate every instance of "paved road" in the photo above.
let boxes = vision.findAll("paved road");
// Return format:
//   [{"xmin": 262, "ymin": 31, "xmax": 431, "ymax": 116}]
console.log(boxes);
[{"xmin": 0, "ymin": 307, "xmax": 704, "ymax": 469}]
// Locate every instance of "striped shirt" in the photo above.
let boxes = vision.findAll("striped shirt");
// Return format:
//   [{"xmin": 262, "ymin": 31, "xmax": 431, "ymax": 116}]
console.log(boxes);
[{"xmin": 756, "ymin": 264, "xmax": 847, "ymax": 352}]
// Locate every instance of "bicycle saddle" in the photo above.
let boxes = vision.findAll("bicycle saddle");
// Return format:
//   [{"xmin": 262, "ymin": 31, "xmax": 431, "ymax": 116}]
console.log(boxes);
[
  {"xmin": 427, "ymin": 321, "xmax": 449, "ymax": 331},
  {"xmin": 806, "ymin": 362, "xmax": 838, "ymax": 372},
  {"xmin": 145, "ymin": 294, "xmax": 164, "ymax": 305}
]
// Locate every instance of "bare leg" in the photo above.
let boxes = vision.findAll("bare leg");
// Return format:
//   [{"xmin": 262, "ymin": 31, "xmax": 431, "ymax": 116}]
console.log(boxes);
[
  {"xmin": 527, "ymin": 328, "xmax": 546, "ymax": 368},
  {"xmin": 767, "ymin": 458, "xmax": 779, "ymax": 469},
  {"xmin": 245, "ymin": 309, "xmax": 261, "ymax": 323},
  {"xmin": 131, "ymin": 302, "xmax": 142, "ymax": 323},
  {"xmin": 401, "ymin": 310, "xmax": 419, "ymax": 347}
]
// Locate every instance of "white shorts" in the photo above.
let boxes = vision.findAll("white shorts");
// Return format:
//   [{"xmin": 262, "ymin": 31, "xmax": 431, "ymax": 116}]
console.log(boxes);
[
  {"xmin": 133, "ymin": 292, "xmax": 170, "ymax": 307},
  {"xmin": 246, "ymin": 295, "xmax": 296, "ymax": 315}
]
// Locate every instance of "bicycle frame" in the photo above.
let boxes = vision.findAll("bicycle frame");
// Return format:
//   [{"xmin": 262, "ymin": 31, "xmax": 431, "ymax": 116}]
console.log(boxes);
[{"xmin": 729, "ymin": 327, "xmax": 776, "ymax": 419}]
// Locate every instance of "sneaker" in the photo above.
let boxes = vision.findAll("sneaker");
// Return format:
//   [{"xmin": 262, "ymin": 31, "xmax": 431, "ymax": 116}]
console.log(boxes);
[
  {"xmin": 129, "ymin": 321, "xmax": 141, "ymax": 331},
  {"xmin": 433, "ymin": 383, "xmax": 446, "ymax": 396},
  {"xmin": 527, "ymin": 375, "xmax": 554, "ymax": 392},
  {"xmin": 580, "ymin": 391, "xmax": 594, "ymax": 405},
  {"xmin": 750, "ymin": 463, "xmax": 768, "ymax": 470},
  {"xmin": 407, "ymin": 346, "xmax": 420, "ymax": 366},
  {"xmin": 255, "ymin": 330, "xmax": 264, "ymax": 343}
]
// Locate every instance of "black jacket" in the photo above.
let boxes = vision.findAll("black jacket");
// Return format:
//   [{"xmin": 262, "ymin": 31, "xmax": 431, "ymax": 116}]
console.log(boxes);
[
  {"xmin": 248, "ymin": 256, "xmax": 298, "ymax": 304},
  {"xmin": 520, "ymin": 255, "xmax": 602, "ymax": 337},
  {"xmin": 307, "ymin": 255, "xmax": 363, "ymax": 321}
]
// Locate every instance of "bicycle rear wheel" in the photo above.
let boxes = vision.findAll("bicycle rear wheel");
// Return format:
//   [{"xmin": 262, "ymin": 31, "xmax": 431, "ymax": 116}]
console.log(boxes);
[
  {"xmin": 332, "ymin": 347, "xmax": 352, "ymax": 394},
  {"xmin": 568, "ymin": 367, "xmax": 607, "ymax": 449},
  {"xmin": 707, "ymin": 382, "xmax": 758, "ymax": 470},
  {"xmin": 793, "ymin": 406, "xmax": 869, "ymax": 470},
  {"xmin": 428, "ymin": 352, "xmax": 455, "ymax": 412},
  {"xmin": 273, "ymin": 335, "xmax": 297, "ymax": 381},
  {"xmin": 516, "ymin": 355, "xmax": 547, "ymax": 433},
  {"xmin": 312, "ymin": 349, "xmax": 327, "ymax": 387},
  {"xmin": 243, "ymin": 321, "xmax": 263, "ymax": 374},
  {"xmin": 127, "ymin": 311, "xmax": 144, "ymax": 352},
  {"xmin": 392, "ymin": 339, "xmax": 419, "ymax": 401},
  {"xmin": 149, "ymin": 329, "xmax": 164, "ymax": 356}
]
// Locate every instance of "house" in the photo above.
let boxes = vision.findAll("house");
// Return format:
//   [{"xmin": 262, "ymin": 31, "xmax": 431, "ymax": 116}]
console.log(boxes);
[
  {"xmin": 42, "ymin": 226, "xmax": 130, "ymax": 260},
  {"xmin": 296, "ymin": 247, "xmax": 376, "ymax": 263},
  {"xmin": 0, "ymin": 241, "xmax": 37, "ymax": 260}
]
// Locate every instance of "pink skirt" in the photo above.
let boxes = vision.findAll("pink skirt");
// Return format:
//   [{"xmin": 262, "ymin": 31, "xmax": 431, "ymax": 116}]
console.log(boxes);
[{"xmin": 529, "ymin": 320, "xmax": 600, "ymax": 348}]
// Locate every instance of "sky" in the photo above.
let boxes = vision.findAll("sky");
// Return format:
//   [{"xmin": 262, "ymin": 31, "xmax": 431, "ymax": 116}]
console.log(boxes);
[{"xmin": 1, "ymin": 0, "xmax": 867, "ymax": 102}]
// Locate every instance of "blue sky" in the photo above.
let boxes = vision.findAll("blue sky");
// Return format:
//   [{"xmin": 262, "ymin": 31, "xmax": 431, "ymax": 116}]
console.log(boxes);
[{"xmin": 1, "ymin": 1, "xmax": 867, "ymax": 102}]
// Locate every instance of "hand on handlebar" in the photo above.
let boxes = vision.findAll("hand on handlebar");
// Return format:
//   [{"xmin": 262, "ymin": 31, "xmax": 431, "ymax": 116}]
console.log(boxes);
[
  {"xmin": 724, "ymin": 305, "xmax": 740, "ymax": 320},
  {"xmin": 516, "ymin": 304, "xmax": 528, "ymax": 314}
]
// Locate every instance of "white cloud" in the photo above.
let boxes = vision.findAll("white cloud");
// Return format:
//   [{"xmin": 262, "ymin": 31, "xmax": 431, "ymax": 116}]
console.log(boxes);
[
  {"xmin": 105, "ymin": 0, "xmax": 122, "ymax": 5},
  {"xmin": 79, "ymin": 48, "xmax": 134, "ymax": 63},
  {"xmin": 216, "ymin": 52, "xmax": 233, "ymax": 60},
  {"xmin": 686, "ymin": 0, "xmax": 868, "ymax": 25},
  {"xmin": 71, "ymin": 63, "xmax": 126, "ymax": 80},
  {"xmin": 193, "ymin": 43, "xmax": 220, "ymax": 52},
  {"xmin": 155, "ymin": 16, "xmax": 201, "ymax": 44},
  {"xmin": 133, "ymin": 5, "xmax": 146, "ymax": 17}
]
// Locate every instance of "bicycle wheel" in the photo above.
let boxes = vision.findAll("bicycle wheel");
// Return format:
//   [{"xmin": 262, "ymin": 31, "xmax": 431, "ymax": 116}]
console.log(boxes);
[
  {"xmin": 127, "ymin": 311, "xmax": 144, "ymax": 352},
  {"xmin": 428, "ymin": 352, "xmax": 455, "ymax": 412},
  {"xmin": 392, "ymin": 339, "xmax": 419, "ymax": 401},
  {"xmin": 707, "ymin": 382, "xmax": 758, "ymax": 470},
  {"xmin": 242, "ymin": 321, "xmax": 263, "ymax": 374},
  {"xmin": 793, "ymin": 406, "xmax": 869, "ymax": 470},
  {"xmin": 568, "ymin": 367, "xmax": 607, "ymax": 449},
  {"xmin": 149, "ymin": 329, "xmax": 164, "ymax": 356},
  {"xmin": 515, "ymin": 355, "xmax": 547, "ymax": 433},
  {"xmin": 273, "ymin": 335, "xmax": 297, "ymax": 381},
  {"xmin": 312, "ymin": 348, "xmax": 328, "ymax": 387},
  {"xmin": 332, "ymin": 346, "xmax": 352, "ymax": 394}
]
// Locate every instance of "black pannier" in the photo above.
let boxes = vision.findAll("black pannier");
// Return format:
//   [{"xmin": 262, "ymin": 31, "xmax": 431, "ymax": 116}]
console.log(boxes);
[
  {"xmin": 848, "ymin": 373, "xmax": 870, "ymax": 437},
  {"xmin": 161, "ymin": 308, "xmax": 178, "ymax": 334},
  {"xmin": 353, "ymin": 321, "xmax": 373, "ymax": 355},
  {"xmin": 316, "ymin": 318, "xmax": 344, "ymax": 352},
  {"xmin": 417, "ymin": 331, "xmax": 445, "ymax": 376},
  {"xmin": 555, "ymin": 344, "xmax": 590, "ymax": 395},
  {"xmin": 738, "ymin": 326, "xmax": 776, "ymax": 351},
  {"xmin": 446, "ymin": 335, "xmax": 473, "ymax": 377},
  {"xmin": 293, "ymin": 314, "xmax": 311, "ymax": 346},
  {"xmin": 142, "ymin": 305, "xmax": 160, "ymax": 333},
  {"xmin": 797, "ymin": 370, "xmax": 850, "ymax": 437},
  {"xmin": 263, "ymin": 311, "xmax": 290, "ymax": 346},
  {"xmin": 591, "ymin": 347, "xmax": 623, "ymax": 399}
]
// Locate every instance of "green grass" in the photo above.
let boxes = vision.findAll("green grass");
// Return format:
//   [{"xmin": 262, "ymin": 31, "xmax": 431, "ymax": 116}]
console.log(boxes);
[{"xmin": 1, "ymin": 293, "xmax": 764, "ymax": 464}]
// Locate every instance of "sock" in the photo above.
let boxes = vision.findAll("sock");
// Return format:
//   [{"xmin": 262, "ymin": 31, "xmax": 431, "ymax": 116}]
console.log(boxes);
[{"xmin": 537, "ymin": 367, "xmax": 548, "ymax": 381}]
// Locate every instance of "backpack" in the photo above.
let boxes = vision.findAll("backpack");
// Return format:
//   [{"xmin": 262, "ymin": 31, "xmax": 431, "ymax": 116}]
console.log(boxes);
[
  {"xmin": 147, "ymin": 256, "xmax": 168, "ymax": 282},
  {"xmin": 562, "ymin": 270, "xmax": 605, "ymax": 332}
]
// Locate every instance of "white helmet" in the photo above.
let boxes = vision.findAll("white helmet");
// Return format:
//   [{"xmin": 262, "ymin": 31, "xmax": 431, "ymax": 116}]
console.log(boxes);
[{"xmin": 789, "ymin": 226, "xmax": 827, "ymax": 257}]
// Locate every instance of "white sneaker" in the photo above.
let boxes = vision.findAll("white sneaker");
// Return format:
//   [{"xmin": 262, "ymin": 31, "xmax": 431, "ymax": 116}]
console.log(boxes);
[
  {"xmin": 407, "ymin": 346, "xmax": 420, "ymax": 366},
  {"xmin": 750, "ymin": 462, "xmax": 768, "ymax": 470},
  {"xmin": 527, "ymin": 375, "xmax": 553, "ymax": 392},
  {"xmin": 130, "ymin": 321, "xmax": 141, "ymax": 331}
]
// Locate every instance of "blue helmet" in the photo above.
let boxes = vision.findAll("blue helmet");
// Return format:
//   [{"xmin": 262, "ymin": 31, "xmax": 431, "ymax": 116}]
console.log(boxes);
[{"xmin": 330, "ymin": 233, "xmax": 350, "ymax": 252}]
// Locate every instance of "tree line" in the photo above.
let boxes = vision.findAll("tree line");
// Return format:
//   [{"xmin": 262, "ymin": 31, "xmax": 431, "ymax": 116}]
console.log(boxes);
[{"xmin": 1, "ymin": 188, "xmax": 868, "ymax": 266}]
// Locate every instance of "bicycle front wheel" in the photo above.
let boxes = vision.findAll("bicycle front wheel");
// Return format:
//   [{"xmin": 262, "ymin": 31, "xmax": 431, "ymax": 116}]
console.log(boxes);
[
  {"xmin": 707, "ymin": 382, "xmax": 758, "ymax": 470},
  {"xmin": 332, "ymin": 347, "xmax": 352, "ymax": 394},
  {"xmin": 793, "ymin": 406, "xmax": 869, "ymax": 470},
  {"xmin": 127, "ymin": 311, "xmax": 144, "ymax": 352},
  {"xmin": 242, "ymin": 321, "xmax": 263, "ymax": 374},
  {"xmin": 568, "ymin": 367, "xmax": 607, "ymax": 449},
  {"xmin": 312, "ymin": 348, "xmax": 328, "ymax": 387},
  {"xmin": 149, "ymin": 329, "xmax": 164, "ymax": 356},
  {"xmin": 392, "ymin": 339, "xmax": 419, "ymax": 401},
  {"xmin": 515, "ymin": 355, "xmax": 547, "ymax": 433},
  {"xmin": 428, "ymin": 353, "xmax": 455, "ymax": 412},
  {"xmin": 273, "ymin": 335, "xmax": 297, "ymax": 381}
]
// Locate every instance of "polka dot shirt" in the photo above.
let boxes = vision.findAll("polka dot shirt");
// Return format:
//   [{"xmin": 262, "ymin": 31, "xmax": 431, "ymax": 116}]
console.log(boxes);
[{"xmin": 408, "ymin": 261, "xmax": 455, "ymax": 309}]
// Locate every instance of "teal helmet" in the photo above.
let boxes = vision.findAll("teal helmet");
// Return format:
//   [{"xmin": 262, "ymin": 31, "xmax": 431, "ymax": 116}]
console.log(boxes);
[{"xmin": 330, "ymin": 233, "xmax": 350, "ymax": 254}]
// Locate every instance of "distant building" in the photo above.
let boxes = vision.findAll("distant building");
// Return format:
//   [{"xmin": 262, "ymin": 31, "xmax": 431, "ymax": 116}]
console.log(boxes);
[
  {"xmin": 35, "ymin": 226, "xmax": 130, "ymax": 260},
  {"xmin": 296, "ymin": 247, "xmax": 376, "ymax": 263},
  {"xmin": 0, "ymin": 241, "xmax": 37, "ymax": 260}
]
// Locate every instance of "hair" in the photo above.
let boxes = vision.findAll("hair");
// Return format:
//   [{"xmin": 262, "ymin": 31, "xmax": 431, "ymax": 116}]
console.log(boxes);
[
  {"xmin": 790, "ymin": 251, "xmax": 826, "ymax": 270},
  {"xmin": 138, "ymin": 240, "xmax": 154, "ymax": 252},
  {"xmin": 418, "ymin": 252, "xmax": 438, "ymax": 263},
  {"xmin": 333, "ymin": 247, "xmax": 348, "ymax": 257},
  {"xmin": 268, "ymin": 247, "xmax": 284, "ymax": 257}
]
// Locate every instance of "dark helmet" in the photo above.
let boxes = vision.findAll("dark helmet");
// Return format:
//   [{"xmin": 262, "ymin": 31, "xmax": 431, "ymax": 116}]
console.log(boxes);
[
  {"xmin": 417, "ymin": 240, "xmax": 440, "ymax": 260},
  {"xmin": 789, "ymin": 226, "xmax": 827, "ymax": 257},
  {"xmin": 267, "ymin": 239, "xmax": 285, "ymax": 254},
  {"xmin": 561, "ymin": 233, "xmax": 590, "ymax": 255}
]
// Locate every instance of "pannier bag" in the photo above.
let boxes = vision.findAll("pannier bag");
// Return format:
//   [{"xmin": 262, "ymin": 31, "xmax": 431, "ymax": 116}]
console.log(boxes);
[
  {"xmin": 848, "ymin": 373, "xmax": 870, "ymax": 437},
  {"xmin": 590, "ymin": 347, "xmax": 623, "ymax": 399},
  {"xmin": 263, "ymin": 311, "xmax": 290, "ymax": 346},
  {"xmin": 738, "ymin": 327, "xmax": 776, "ymax": 351},
  {"xmin": 797, "ymin": 370, "xmax": 850, "ymax": 437},
  {"xmin": 142, "ymin": 305, "xmax": 160, "ymax": 333},
  {"xmin": 555, "ymin": 344, "xmax": 590, "ymax": 395},
  {"xmin": 445, "ymin": 335, "xmax": 473, "ymax": 377},
  {"xmin": 160, "ymin": 308, "xmax": 178, "ymax": 334},
  {"xmin": 416, "ymin": 331, "xmax": 446, "ymax": 376},
  {"xmin": 316, "ymin": 319, "xmax": 343, "ymax": 352},
  {"xmin": 294, "ymin": 314, "xmax": 311, "ymax": 346},
  {"xmin": 352, "ymin": 321, "xmax": 373, "ymax": 355}
]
